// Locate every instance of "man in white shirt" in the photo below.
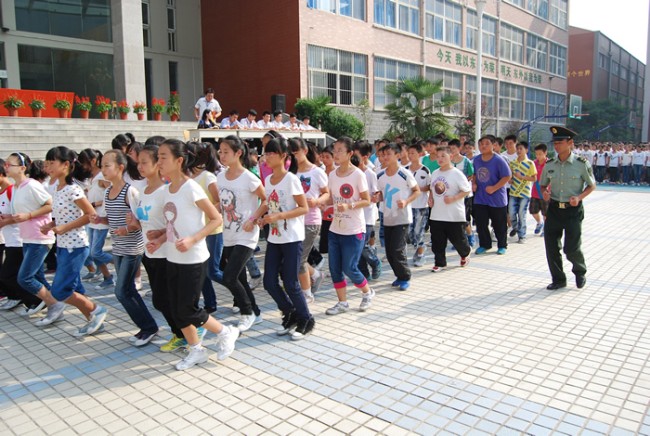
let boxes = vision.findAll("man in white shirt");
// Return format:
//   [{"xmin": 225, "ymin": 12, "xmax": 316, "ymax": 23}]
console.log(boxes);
[
  {"xmin": 220, "ymin": 110, "xmax": 241, "ymax": 129},
  {"xmin": 239, "ymin": 109, "xmax": 259, "ymax": 129},
  {"xmin": 284, "ymin": 113, "xmax": 301, "ymax": 130},
  {"xmin": 257, "ymin": 111, "xmax": 274, "ymax": 129},
  {"xmin": 299, "ymin": 115, "xmax": 317, "ymax": 131},
  {"xmin": 194, "ymin": 87, "xmax": 222, "ymax": 120},
  {"xmin": 271, "ymin": 110, "xmax": 285, "ymax": 129}
]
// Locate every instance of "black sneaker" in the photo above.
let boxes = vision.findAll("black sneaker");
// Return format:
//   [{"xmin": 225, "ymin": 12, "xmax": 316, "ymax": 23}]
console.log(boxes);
[
  {"xmin": 291, "ymin": 317, "xmax": 315, "ymax": 341},
  {"xmin": 276, "ymin": 310, "xmax": 297, "ymax": 336},
  {"xmin": 509, "ymin": 228, "xmax": 517, "ymax": 237}
]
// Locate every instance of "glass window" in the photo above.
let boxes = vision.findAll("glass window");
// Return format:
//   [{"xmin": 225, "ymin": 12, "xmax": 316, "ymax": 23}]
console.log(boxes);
[
  {"xmin": 525, "ymin": 88, "xmax": 546, "ymax": 119},
  {"xmin": 18, "ymin": 45, "xmax": 115, "ymax": 115},
  {"xmin": 466, "ymin": 76, "xmax": 497, "ymax": 117},
  {"xmin": 499, "ymin": 23, "xmax": 524, "ymax": 64},
  {"xmin": 527, "ymin": 0, "xmax": 548, "ymax": 19},
  {"xmin": 499, "ymin": 83, "xmax": 523, "ymax": 120},
  {"xmin": 426, "ymin": 67, "xmax": 462, "ymax": 114},
  {"xmin": 308, "ymin": 0, "xmax": 365, "ymax": 20},
  {"xmin": 374, "ymin": 0, "xmax": 419, "ymax": 35},
  {"xmin": 167, "ymin": 0, "xmax": 176, "ymax": 52},
  {"xmin": 425, "ymin": 0, "xmax": 461, "ymax": 47},
  {"xmin": 15, "ymin": 0, "xmax": 112, "ymax": 42},
  {"xmin": 374, "ymin": 57, "xmax": 421, "ymax": 109},
  {"xmin": 548, "ymin": 92, "xmax": 565, "ymax": 115},
  {"xmin": 504, "ymin": 0, "xmax": 524, "ymax": 6},
  {"xmin": 308, "ymin": 45, "xmax": 368, "ymax": 105},
  {"xmin": 620, "ymin": 66, "xmax": 628, "ymax": 81},
  {"xmin": 526, "ymin": 34, "xmax": 548, "ymax": 71},
  {"xmin": 598, "ymin": 53, "xmax": 609, "ymax": 71},
  {"xmin": 466, "ymin": 10, "xmax": 496, "ymax": 56},
  {"xmin": 612, "ymin": 61, "xmax": 619, "ymax": 76},
  {"xmin": 549, "ymin": 43, "xmax": 566, "ymax": 76},
  {"xmin": 142, "ymin": 1, "xmax": 150, "ymax": 48},
  {"xmin": 549, "ymin": 0, "xmax": 567, "ymax": 28}
]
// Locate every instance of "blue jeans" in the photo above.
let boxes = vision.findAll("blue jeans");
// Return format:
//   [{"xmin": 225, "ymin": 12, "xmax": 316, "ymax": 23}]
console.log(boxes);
[
  {"xmin": 622, "ymin": 166, "xmax": 631, "ymax": 184},
  {"xmin": 409, "ymin": 208, "xmax": 429, "ymax": 248},
  {"xmin": 378, "ymin": 211, "xmax": 385, "ymax": 247},
  {"xmin": 114, "ymin": 254, "xmax": 158, "ymax": 333},
  {"xmin": 328, "ymin": 231, "xmax": 366, "ymax": 289},
  {"xmin": 634, "ymin": 165, "xmax": 644, "ymax": 183},
  {"xmin": 246, "ymin": 256, "xmax": 261, "ymax": 278},
  {"xmin": 509, "ymin": 196, "xmax": 531, "ymax": 238},
  {"xmin": 51, "ymin": 247, "xmax": 88, "ymax": 301},
  {"xmin": 263, "ymin": 241, "xmax": 311, "ymax": 321},
  {"xmin": 18, "ymin": 243, "xmax": 51, "ymax": 295},
  {"xmin": 88, "ymin": 228, "xmax": 113, "ymax": 267},
  {"xmin": 358, "ymin": 224, "xmax": 380, "ymax": 278},
  {"xmin": 201, "ymin": 233, "xmax": 224, "ymax": 309}
]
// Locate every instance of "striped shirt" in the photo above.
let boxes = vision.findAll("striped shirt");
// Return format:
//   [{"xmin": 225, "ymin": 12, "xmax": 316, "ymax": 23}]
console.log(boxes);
[{"xmin": 104, "ymin": 184, "xmax": 144, "ymax": 256}]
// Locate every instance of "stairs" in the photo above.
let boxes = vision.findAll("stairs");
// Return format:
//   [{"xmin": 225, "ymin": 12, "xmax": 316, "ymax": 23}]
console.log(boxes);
[{"xmin": 0, "ymin": 117, "xmax": 197, "ymax": 159}]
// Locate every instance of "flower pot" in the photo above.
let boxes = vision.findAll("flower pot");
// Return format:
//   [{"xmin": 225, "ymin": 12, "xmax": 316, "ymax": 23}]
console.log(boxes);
[
  {"xmin": 31, "ymin": 109, "xmax": 42, "ymax": 118},
  {"xmin": 58, "ymin": 109, "xmax": 69, "ymax": 118},
  {"xmin": 137, "ymin": 113, "xmax": 145, "ymax": 121},
  {"xmin": 119, "ymin": 112, "xmax": 128, "ymax": 120},
  {"xmin": 170, "ymin": 114, "xmax": 179, "ymax": 122},
  {"xmin": 79, "ymin": 109, "xmax": 89, "ymax": 119},
  {"xmin": 7, "ymin": 108, "xmax": 19, "ymax": 117},
  {"xmin": 153, "ymin": 112, "xmax": 162, "ymax": 121},
  {"xmin": 99, "ymin": 111, "xmax": 109, "ymax": 119}
]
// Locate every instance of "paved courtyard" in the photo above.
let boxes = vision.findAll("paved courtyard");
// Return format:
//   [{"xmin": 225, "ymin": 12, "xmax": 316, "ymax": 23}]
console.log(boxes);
[{"xmin": 0, "ymin": 189, "xmax": 649, "ymax": 435}]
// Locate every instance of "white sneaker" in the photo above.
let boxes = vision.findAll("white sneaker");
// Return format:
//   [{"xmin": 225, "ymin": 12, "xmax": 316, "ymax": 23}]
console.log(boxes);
[
  {"xmin": 359, "ymin": 289, "xmax": 375, "ymax": 312},
  {"xmin": 175, "ymin": 346, "xmax": 209, "ymax": 370},
  {"xmin": 237, "ymin": 314, "xmax": 256, "ymax": 332},
  {"xmin": 231, "ymin": 306, "xmax": 240, "ymax": 314},
  {"xmin": 24, "ymin": 300, "xmax": 47, "ymax": 316},
  {"xmin": 303, "ymin": 291, "xmax": 315, "ymax": 304},
  {"xmin": 74, "ymin": 306, "xmax": 108, "ymax": 337},
  {"xmin": 253, "ymin": 314, "xmax": 264, "ymax": 325},
  {"xmin": 135, "ymin": 277, "xmax": 142, "ymax": 291},
  {"xmin": 325, "ymin": 301, "xmax": 349, "ymax": 316},
  {"xmin": 134, "ymin": 330, "xmax": 158, "ymax": 347},
  {"xmin": 34, "ymin": 303, "xmax": 66, "ymax": 327},
  {"xmin": 216, "ymin": 325, "xmax": 239, "ymax": 360},
  {"xmin": 248, "ymin": 276, "xmax": 262, "ymax": 290},
  {"xmin": 0, "ymin": 299, "xmax": 22, "ymax": 310}
]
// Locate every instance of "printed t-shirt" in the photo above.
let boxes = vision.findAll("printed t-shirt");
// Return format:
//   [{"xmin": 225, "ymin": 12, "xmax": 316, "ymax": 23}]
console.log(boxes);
[
  {"xmin": 193, "ymin": 170, "xmax": 223, "ymax": 234},
  {"xmin": 328, "ymin": 167, "xmax": 368, "ymax": 235},
  {"xmin": 0, "ymin": 185, "xmax": 21, "ymax": 247},
  {"xmin": 508, "ymin": 158, "xmax": 537, "ymax": 198},
  {"xmin": 217, "ymin": 170, "xmax": 262, "ymax": 250},
  {"xmin": 472, "ymin": 154, "xmax": 511, "ymax": 208},
  {"xmin": 52, "ymin": 184, "xmax": 89, "ymax": 248},
  {"xmin": 405, "ymin": 164, "xmax": 431, "ymax": 209},
  {"xmin": 87, "ymin": 172, "xmax": 109, "ymax": 230},
  {"xmin": 377, "ymin": 167, "xmax": 418, "ymax": 226},
  {"xmin": 136, "ymin": 184, "xmax": 168, "ymax": 259},
  {"xmin": 429, "ymin": 167, "xmax": 472, "ymax": 222},
  {"xmin": 264, "ymin": 172, "xmax": 305, "ymax": 244},
  {"xmin": 296, "ymin": 165, "xmax": 328, "ymax": 226}
]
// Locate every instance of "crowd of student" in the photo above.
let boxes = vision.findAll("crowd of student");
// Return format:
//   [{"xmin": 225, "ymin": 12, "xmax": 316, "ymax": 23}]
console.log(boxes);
[
  {"xmin": 573, "ymin": 141, "xmax": 649, "ymax": 185},
  {"xmin": 0, "ymin": 128, "xmax": 581, "ymax": 371}
]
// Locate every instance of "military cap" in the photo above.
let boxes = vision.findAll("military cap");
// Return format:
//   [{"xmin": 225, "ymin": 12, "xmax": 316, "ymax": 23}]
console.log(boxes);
[{"xmin": 550, "ymin": 126, "xmax": 577, "ymax": 141}]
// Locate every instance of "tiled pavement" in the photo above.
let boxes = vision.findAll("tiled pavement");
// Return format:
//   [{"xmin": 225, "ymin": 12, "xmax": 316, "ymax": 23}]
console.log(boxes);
[{"xmin": 1, "ymin": 189, "xmax": 649, "ymax": 435}]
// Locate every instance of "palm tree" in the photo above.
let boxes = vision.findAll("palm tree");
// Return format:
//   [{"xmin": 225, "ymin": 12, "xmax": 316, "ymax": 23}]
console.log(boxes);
[{"xmin": 384, "ymin": 76, "xmax": 457, "ymax": 140}]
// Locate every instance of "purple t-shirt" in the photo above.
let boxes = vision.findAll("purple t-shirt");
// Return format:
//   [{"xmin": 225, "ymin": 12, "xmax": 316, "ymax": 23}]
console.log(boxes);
[{"xmin": 472, "ymin": 154, "xmax": 511, "ymax": 207}]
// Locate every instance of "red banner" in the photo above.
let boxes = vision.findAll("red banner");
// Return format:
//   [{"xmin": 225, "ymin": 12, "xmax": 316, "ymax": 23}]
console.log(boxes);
[{"xmin": 0, "ymin": 89, "xmax": 75, "ymax": 118}]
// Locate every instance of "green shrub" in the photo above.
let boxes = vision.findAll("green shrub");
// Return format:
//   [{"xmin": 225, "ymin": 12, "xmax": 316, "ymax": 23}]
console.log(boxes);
[{"xmin": 295, "ymin": 96, "xmax": 365, "ymax": 140}]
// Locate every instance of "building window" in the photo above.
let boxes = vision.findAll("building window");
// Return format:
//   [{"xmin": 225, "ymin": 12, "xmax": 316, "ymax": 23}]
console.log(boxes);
[
  {"xmin": 374, "ymin": 57, "xmax": 421, "ymax": 109},
  {"xmin": 548, "ymin": 92, "xmax": 565, "ymax": 115},
  {"xmin": 169, "ymin": 61, "xmax": 178, "ymax": 92},
  {"xmin": 526, "ymin": 34, "xmax": 547, "ymax": 71},
  {"xmin": 612, "ymin": 61, "xmax": 619, "ymax": 76},
  {"xmin": 167, "ymin": 0, "xmax": 176, "ymax": 52},
  {"xmin": 374, "ymin": 0, "xmax": 419, "ymax": 35},
  {"xmin": 504, "ymin": 0, "xmax": 524, "ymax": 7},
  {"xmin": 525, "ymin": 88, "xmax": 546, "ymax": 119},
  {"xmin": 620, "ymin": 66, "xmax": 628, "ymax": 81},
  {"xmin": 630, "ymin": 73, "xmax": 637, "ymax": 86},
  {"xmin": 549, "ymin": 0, "xmax": 567, "ymax": 28},
  {"xmin": 466, "ymin": 10, "xmax": 496, "ymax": 56},
  {"xmin": 466, "ymin": 77, "xmax": 496, "ymax": 117},
  {"xmin": 526, "ymin": 0, "xmax": 548, "ymax": 19},
  {"xmin": 142, "ymin": 0, "xmax": 150, "ymax": 48},
  {"xmin": 426, "ymin": 0, "xmax": 461, "ymax": 47},
  {"xmin": 499, "ymin": 23, "xmax": 524, "ymax": 64},
  {"xmin": 307, "ymin": 0, "xmax": 365, "ymax": 20},
  {"xmin": 548, "ymin": 43, "xmax": 566, "ymax": 76},
  {"xmin": 499, "ymin": 83, "xmax": 523, "ymax": 120},
  {"xmin": 598, "ymin": 53, "xmax": 609, "ymax": 71},
  {"xmin": 426, "ymin": 67, "xmax": 462, "ymax": 115},
  {"xmin": 308, "ymin": 45, "xmax": 367, "ymax": 105},
  {"xmin": 15, "ymin": 0, "xmax": 112, "ymax": 42}
]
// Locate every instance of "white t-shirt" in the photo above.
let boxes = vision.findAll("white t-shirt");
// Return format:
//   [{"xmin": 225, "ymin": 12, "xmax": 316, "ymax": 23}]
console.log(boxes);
[
  {"xmin": 163, "ymin": 179, "xmax": 210, "ymax": 265},
  {"xmin": 377, "ymin": 168, "xmax": 418, "ymax": 226},
  {"xmin": 501, "ymin": 151, "xmax": 517, "ymax": 188},
  {"xmin": 136, "ymin": 184, "xmax": 168, "ymax": 259},
  {"xmin": 632, "ymin": 151, "xmax": 647, "ymax": 165},
  {"xmin": 329, "ymin": 167, "xmax": 368, "ymax": 235},
  {"xmin": 12, "ymin": 178, "xmax": 55, "ymax": 245},
  {"xmin": 429, "ymin": 167, "xmax": 472, "ymax": 222},
  {"xmin": 297, "ymin": 165, "xmax": 328, "ymax": 226},
  {"xmin": 609, "ymin": 152, "xmax": 622, "ymax": 166},
  {"xmin": 595, "ymin": 152, "xmax": 609, "ymax": 166},
  {"xmin": 193, "ymin": 170, "xmax": 222, "ymax": 235},
  {"xmin": 0, "ymin": 185, "xmax": 21, "ymax": 247},
  {"xmin": 405, "ymin": 164, "xmax": 431, "ymax": 209},
  {"xmin": 124, "ymin": 173, "xmax": 147, "ymax": 193},
  {"xmin": 87, "ymin": 172, "xmax": 109, "ymax": 230},
  {"xmin": 621, "ymin": 152, "xmax": 633, "ymax": 166},
  {"xmin": 217, "ymin": 170, "xmax": 262, "ymax": 250},
  {"xmin": 195, "ymin": 97, "xmax": 222, "ymax": 115},
  {"xmin": 257, "ymin": 120, "xmax": 274, "ymax": 129},
  {"xmin": 52, "ymin": 184, "xmax": 89, "ymax": 249},
  {"xmin": 363, "ymin": 168, "xmax": 379, "ymax": 226},
  {"xmin": 264, "ymin": 172, "xmax": 305, "ymax": 244}
]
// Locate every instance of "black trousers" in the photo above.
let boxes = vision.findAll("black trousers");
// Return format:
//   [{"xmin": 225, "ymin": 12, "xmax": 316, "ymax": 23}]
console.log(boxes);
[
  {"xmin": 167, "ymin": 260, "xmax": 209, "ymax": 330},
  {"xmin": 384, "ymin": 224, "xmax": 410, "ymax": 281},
  {"xmin": 142, "ymin": 256, "xmax": 181, "ymax": 338},
  {"xmin": 429, "ymin": 220, "xmax": 471, "ymax": 266},
  {"xmin": 473, "ymin": 204, "xmax": 508, "ymax": 249},
  {"xmin": 0, "ymin": 247, "xmax": 41, "ymax": 306},
  {"xmin": 221, "ymin": 245, "xmax": 260, "ymax": 316},
  {"xmin": 544, "ymin": 202, "xmax": 586, "ymax": 284}
]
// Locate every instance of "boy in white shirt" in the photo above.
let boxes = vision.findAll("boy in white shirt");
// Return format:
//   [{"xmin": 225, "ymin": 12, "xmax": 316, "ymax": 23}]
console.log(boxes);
[
  {"xmin": 257, "ymin": 111, "xmax": 274, "ymax": 129},
  {"xmin": 239, "ymin": 109, "xmax": 259, "ymax": 129},
  {"xmin": 405, "ymin": 142, "xmax": 430, "ymax": 267}
]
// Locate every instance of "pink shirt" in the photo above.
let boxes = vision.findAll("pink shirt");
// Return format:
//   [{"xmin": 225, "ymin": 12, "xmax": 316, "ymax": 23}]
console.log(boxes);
[
  {"xmin": 328, "ymin": 167, "xmax": 368, "ymax": 235},
  {"xmin": 532, "ymin": 159, "xmax": 547, "ymax": 199},
  {"xmin": 12, "ymin": 179, "xmax": 55, "ymax": 244}
]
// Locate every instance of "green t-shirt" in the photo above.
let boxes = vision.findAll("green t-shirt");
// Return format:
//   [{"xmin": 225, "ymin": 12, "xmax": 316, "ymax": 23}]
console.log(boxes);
[{"xmin": 422, "ymin": 155, "xmax": 440, "ymax": 173}]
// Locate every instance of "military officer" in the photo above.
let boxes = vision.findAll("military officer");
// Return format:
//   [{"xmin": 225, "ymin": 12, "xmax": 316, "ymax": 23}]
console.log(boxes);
[{"xmin": 540, "ymin": 126, "xmax": 596, "ymax": 290}]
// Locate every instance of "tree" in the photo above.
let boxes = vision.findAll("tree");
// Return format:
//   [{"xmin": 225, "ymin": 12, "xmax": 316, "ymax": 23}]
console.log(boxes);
[
  {"xmin": 566, "ymin": 99, "xmax": 637, "ymax": 142},
  {"xmin": 454, "ymin": 103, "xmax": 495, "ymax": 143},
  {"xmin": 384, "ymin": 76, "xmax": 457, "ymax": 140},
  {"xmin": 295, "ymin": 96, "xmax": 365, "ymax": 140}
]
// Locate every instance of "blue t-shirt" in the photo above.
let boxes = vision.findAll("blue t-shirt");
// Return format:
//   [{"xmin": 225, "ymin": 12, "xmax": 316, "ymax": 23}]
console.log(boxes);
[{"xmin": 472, "ymin": 154, "xmax": 511, "ymax": 207}]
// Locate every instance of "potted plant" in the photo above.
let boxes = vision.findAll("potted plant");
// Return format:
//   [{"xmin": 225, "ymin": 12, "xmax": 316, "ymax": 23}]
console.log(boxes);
[
  {"xmin": 95, "ymin": 95, "xmax": 112, "ymax": 119},
  {"xmin": 151, "ymin": 98, "xmax": 165, "ymax": 121},
  {"xmin": 166, "ymin": 91, "xmax": 180, "ymax": 121},
  {"xmin": 132, "ymin": 101, "xmax": 147, "ymax": 120},
  {"xmin": 2, "ymin": 95, "xmax": 25, "ymax": 117},
  {"xmin": 117, "ymin": 100, "xmax": 130, "ymax": 120},
  {"xmin": 28, "ymin": 97, "xmax": 46, "ymax": 118},
  {"xmin": 53, "ymin": 97, "xmax": 72, "ymax": 118},
  {"xmin": 74, "ymin": 96, "xmax": 93, "ymax": 119}
]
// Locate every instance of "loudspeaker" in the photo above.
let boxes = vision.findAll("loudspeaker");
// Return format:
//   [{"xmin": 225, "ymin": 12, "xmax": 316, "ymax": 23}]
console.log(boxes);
[{"xmin": 271, "ymin": 94, "xmax": 286, "ymax": 113}]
